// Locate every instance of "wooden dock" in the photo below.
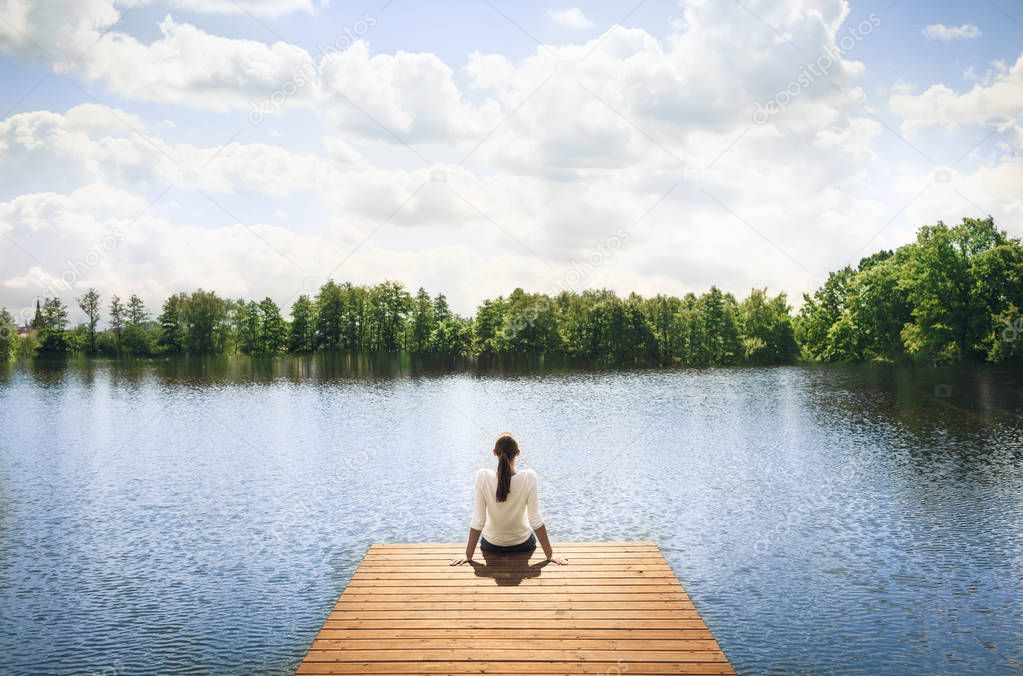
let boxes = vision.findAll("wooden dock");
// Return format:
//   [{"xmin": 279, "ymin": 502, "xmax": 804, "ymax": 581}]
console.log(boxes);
[{"xmin": 297, "ymin": 541, "xmax": 735, "ymax": 675}]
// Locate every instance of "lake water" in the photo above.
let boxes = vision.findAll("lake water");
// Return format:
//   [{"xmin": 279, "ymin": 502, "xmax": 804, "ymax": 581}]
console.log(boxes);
[{"xmin": 1, "ymin": 356, "xmax": 1021, "ymax": 674}]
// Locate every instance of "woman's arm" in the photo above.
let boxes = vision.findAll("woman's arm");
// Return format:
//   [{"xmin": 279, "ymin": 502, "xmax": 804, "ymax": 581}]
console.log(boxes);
[
  {"xmin": 449, "ymin": 528, "xmax": 481, "ymax": 566},
  {"xmin": 534, "ymin": 524, "xmax": 567, "ymax": 565}
]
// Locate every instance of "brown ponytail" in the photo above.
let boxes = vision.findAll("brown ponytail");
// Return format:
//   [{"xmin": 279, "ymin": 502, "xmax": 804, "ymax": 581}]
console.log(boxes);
[{"xmin": 494, "ymin": 433, "xmax": 519, "ymax": 502}]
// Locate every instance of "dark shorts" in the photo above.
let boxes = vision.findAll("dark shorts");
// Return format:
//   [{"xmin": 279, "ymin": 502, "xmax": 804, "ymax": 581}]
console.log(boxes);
[{"xmin": 480, "ymin": 533, "xmax": 537, "ymax": 553}]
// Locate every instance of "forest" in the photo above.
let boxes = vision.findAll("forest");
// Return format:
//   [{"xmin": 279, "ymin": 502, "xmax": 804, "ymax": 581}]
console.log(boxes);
[{"xmin": 1, "ymin": 217, "xmax": 1020, "ymax": 366}]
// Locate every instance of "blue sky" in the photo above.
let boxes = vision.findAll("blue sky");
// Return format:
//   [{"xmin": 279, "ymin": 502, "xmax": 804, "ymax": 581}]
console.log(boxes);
[{"xmin": 0, "ymin": 0, "xmax": 1020, "ymax": 322}]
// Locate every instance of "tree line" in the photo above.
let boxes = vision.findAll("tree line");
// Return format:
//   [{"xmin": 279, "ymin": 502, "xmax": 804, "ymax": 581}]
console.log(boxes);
[
  {"xmin": 1, "ymin": 217, "xmax": 1019, "ymax": 367},
  {"xmin": 796, "ymin": 217, "xmax": 1022, "ymax": 364},
  {"xmin": 1, "ymin": 282, "xmax": 797, "ymax": 366}
]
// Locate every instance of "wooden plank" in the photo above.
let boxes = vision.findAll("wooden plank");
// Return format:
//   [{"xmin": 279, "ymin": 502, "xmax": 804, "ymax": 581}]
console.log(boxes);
[
  {"xmin": 297, "ymin": 542, "xmax": 734, "ymax": 675},
  {"xmin": 344, "ymin": 576, "xmax": 686, "ymax": 586},
  {"xmin": 356, "ymin": 561, "xmax": 672, "ymax": 569},
  {"xmin": 362, "ymin": 552, "xmax": 659, "ymax": 560},
  {"xmin": 362, "ymin": 548, "xmax": 660, "ymax": 557},
  {"xmin": 347, "ymin": 577, "xmax": 681, "ymax": 586},
  {"xmin": 356, "ymin": 560, "xmax": 670, "ymax": 568},
  {"xmin": 327, "ymin": 610, "xmax": 706, "ymax": 619},
  {"xmin": 302, "ymin": 649, "xmax": 727, "ymax": 662},
  {"xmin": 311, "ymin": 638, "xmax": 724, "ymax": 650},
  {"xmin": 315, "ymin": 629, "xmax": 716, "ymax": 639},
  {"xmin": 339, "ymin": 587, "xmax": 688, "ymax": 595},
  {"xmin": 355, "ymin": 560, "xmax": 670, "ymax": 570},
  {"xmin": 364, "ymin": 544, "xmax": 662, "ymax": 552},
  {"xmin": 320, "ymin": 619, "xmax": 712, "ymax": 630},
  {"xmin": 347, "ymin": 568, "xmax": 675, "ymax": 576},
  {"xmin": 297, "ymin": 662, "xmax": 736, "ymax": 674},
  {"xmin": 327, "ymin": 605, "xmax": 695, "ymax": 613}
]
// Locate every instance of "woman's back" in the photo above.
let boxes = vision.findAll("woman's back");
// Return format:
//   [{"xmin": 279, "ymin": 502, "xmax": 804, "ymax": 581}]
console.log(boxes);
[{"xmin": 470, "ymin": 467, "xmax": 544, "ymax": 547}]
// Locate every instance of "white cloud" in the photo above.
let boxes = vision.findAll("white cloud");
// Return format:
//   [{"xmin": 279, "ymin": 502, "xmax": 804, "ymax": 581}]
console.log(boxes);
[
  {"xmin": 0, "ymin": 0, "xmax": 1019, "ymax": 321},
  {"xmin": 0, "ymin": 0, "xmax": 121, "ymax": 60},
  {"xmin": 463, "ymin": 0, "xmax": 871, "ymax": 179},
  {"xmin": 547, "ymin": 8, "xmax": 594, "ymax": 30},
  {"xmin": 319, "ymin": 41, "xmax": 498, "ymax": 144},
  {"xmin": 1, "ymin": 2, "xmax": 490, "ymax": 145},
  {"xmin": 81, "ymin": 16, "xmax": 315, "ymax": 111},
  {"xmin": 0, "ymin": 0, "xmax": 317, "ymax": 63},
  {"xmin": 883, "ymin": 50, "xmax": 1023, "ymax": 246},
  {"xmin": 0, "ymin": 184, "xmax": 337, "ymax": 317},
  {"xmin": 168, "ymin": 0, "xmax": 322, "ymax": 18},
  {"xmin": 890, "ymin": 54, "xmax": 1023, "ymax": 132},
  {"xmin": 922, "ymin": 23, "xmax": 982, "ymax": 42},
  {"xmin": 0, "ymin": 104, "xmax": 333, "ymax": 197},
  {"xmin": 0, "ymin": 182, "xmax": 561, "ymax": 321}
]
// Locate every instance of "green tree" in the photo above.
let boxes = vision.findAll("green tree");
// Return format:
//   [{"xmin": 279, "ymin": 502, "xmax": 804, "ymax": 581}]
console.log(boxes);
[
  {"xmin": 739, "ymin": 289, "xmax": 798, "ymax": 364},
  {"xmin": 157, "ymin": 293, "xmax": 188, "ymax": 353},
  {"xmin": 409, "ymin": 287, "xmax": 437, "ymax": 352},
  {"xmin": 429, "ymin": 315, "xmax": 473, "ymax": 355},
  {"xmin": 621, "ymin": 295, "xmax": 658, "ymax": 363},
  {"xmin": 674, "ymin": 293, "xmax": 704, "ymax": 366},
  {"xmin": 109, "ymin": 295, "xmax": 126, "ymax": 349},
  {"xmin": 368, "ymin": 281, "xmax": 411, "ymax": 351},
  {"xmin": 433, "ymin": 293, "xmax": 452, "ymax": 323},
  {"xmin": 235, "ymin": 300, "xmax": 261, "ymax": 355},
  {"xmin": 288, "ymin": 295, "xmax": 315, "ymax": 352},
  {"xmin": 795, "ymin": 268, "xmax": 854, "ymax": 361},
  {"xmin": 77, "ymin": 288, "xmax": 101, "ymax": 353},
  {"xmin": 315, "ymin": 281, "xmax": 345, "ymax": 350},
  {"xmin": 0, "ymin": 307, "xmax": 18, "ymax": 360},
  {"xmin": 183, "ymin": 289, "xmax": 228, "ymax": 353},
  {"xmin": 38, "ymin": 297, "xmax": 73, "ymax": 353},
  {"xmin": 127, "ymin": 294, "xmax": 148, "ymax": 327},
  {"xmin": 119, "ymin": 294, "xmax": 153, "ymax": 355},
  {"xmin": 473, "ymin": 297, "xmax": 507, "ymax": 355},
  {"xmin": 971, "ymin": 240, "xmax": 1023, "ymax": 361},
  {"xmin": 698, "ymin": 287, "xmax": 741, "ymax": 365},
  {"xmin": 900, "ymin": 217, "xmax": 1005, "ymax": 363},
  {"xmin": 258, "ymin": 297, "xmax": 288, "ymax": 353},
  {"xmin": 644, "ymin": 294, "xmax": 683, "ymax": 364},
  {"xmin": 555, "ymin": 290, "xmax": 655, "ymax": 363},
  {"xmin": 340, "ymin": 282, "xmax": 370, "ymax": 350},
  {"xmin": 497, "ymin": 289, "xmax": 562, "ymax": 354},
  {"xmin": 986, "ymin": 304, "xmax": 1023, "ymax": 362},
  {"xmin": 847, "ymin": 252, "xmax": 911, "ymax": 362},
  {"xmin": 121, "ymin": 325, "xmax": 153, "ymax": 355}
]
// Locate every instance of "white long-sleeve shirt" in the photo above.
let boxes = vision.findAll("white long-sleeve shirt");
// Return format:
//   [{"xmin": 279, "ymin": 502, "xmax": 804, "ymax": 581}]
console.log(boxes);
[{"xmin": 469, "ymin": 467, "xmax": 545, "ymax": 546}]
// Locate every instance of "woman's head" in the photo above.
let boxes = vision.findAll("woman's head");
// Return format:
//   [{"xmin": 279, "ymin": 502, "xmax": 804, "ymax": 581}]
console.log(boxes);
[{"xmin": 493, "ymin": 433, "xmax": 519, "ymax": 502}]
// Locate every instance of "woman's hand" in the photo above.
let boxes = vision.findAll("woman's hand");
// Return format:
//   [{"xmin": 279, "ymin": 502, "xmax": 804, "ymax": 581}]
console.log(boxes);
[
  {"xmin": 453, "ymin": 528, "xmax": 481, "ymax": 567},
  {"xmin": 534, "ymin": 526, "xmax": 566, "ymax": 565}
]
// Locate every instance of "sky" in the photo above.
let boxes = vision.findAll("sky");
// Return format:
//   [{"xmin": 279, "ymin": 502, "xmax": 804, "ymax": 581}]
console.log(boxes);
[{"xmin": 0, "ymin": 0, "xmax": 1021, "ymax": 324}]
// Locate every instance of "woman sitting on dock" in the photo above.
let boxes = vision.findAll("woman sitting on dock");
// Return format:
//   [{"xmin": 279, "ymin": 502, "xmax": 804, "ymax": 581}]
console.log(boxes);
[{"xmin": 450, "ymin": 433, "xmax": 568, "ymax": 566}]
